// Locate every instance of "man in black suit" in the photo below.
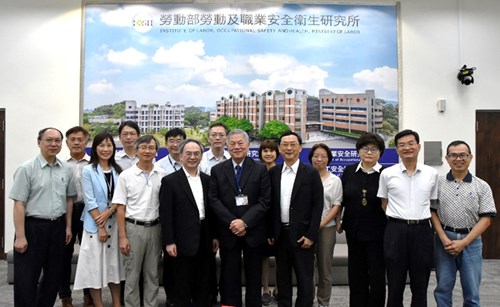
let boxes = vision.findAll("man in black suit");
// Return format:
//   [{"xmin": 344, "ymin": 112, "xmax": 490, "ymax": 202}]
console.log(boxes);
[
  {"xmin": 209, "ymin": 129, "xmax": 271, "ymax": 307},
  {"xmin": 159, "ymin": 139, "xmax": 218, "ymax": 307},
  {"xmin": 268, "ymin": 131, "xmax": 324, "ymax": 307}
]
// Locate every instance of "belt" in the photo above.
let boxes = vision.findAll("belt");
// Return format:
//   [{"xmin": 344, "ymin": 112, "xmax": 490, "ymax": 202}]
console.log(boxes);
[
  {"xmin": 125, "ymin": 217, "xmax": 160, "ymax": 227},
  {"xmin": 442, "ymin": 225, "xmax": 472, "ymax": 234},
  {"xmin": 26, "ymin": 215, "xmax": 65, "ymax": 223},
  {"xmin": 281, "ymin": 223, "xmax": 290, "ymax": 228},
  {"xmin": 74, "ymin": 202, "xmax": 85, "ymax": 207},
  {"xmin": 388, "ymin": 216, "xmax": 429, "ymax": 225}
]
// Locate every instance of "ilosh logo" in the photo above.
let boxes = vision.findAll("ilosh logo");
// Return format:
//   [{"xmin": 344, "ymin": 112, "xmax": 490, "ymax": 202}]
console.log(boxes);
[{"xmin": 132, "ymin": 13, "xmax": 153, "ymax": 33}]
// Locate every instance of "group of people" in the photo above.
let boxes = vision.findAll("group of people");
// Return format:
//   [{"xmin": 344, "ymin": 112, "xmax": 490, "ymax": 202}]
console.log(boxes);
[{"xmin": 10, "ymin": 122, "xmax": 496, "ymax": 307}]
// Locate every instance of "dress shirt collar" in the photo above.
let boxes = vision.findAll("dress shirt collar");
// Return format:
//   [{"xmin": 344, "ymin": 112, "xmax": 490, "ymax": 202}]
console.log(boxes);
[
  {"xmin": 355, "ymin": 161, "xmax": 382, "ymax": 174},
  {"xmin": 282, "ymin": 159, "xmax": 300, "ymax": 174},
  {"xmin": 65, "ymin": 153, "xmax": 90, "ymax": 163},
  {"xmin": 207, "ymin": 148, "xmax": 231, "ymax": 161},
  {"xmin": 37, "ymin": 154, "xmax": 63, "ymax": 168},
  {"xmin": 182, "ymin": 166, "xmax": 200, "ymax": 178}
]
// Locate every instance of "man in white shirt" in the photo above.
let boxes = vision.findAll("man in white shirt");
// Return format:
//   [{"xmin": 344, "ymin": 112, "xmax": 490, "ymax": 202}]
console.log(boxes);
[
  {"xmin": 377, "ymin": 129, "xmax": 438, "ymax": 307},
  {"xmin": 113, "ymin": 135, "xmax": 166, "ymax": 307},
  {"xmin": 116, "ymin": 121, "xmax": 141, "ymax": 170},
  {"xmin": 200, "ymin": 122, "xmax": 231, "ymax": 175},
  {"xmin": 156, "ymin": 127, "xmax": 186, "ymax": 175},
  {"xmin": 59, "ymin": 126, "xmax": 92, "ymax": 307},
  {"xmin": 159, "ymin": 139, "xmax": 218, "ymax": 307}
]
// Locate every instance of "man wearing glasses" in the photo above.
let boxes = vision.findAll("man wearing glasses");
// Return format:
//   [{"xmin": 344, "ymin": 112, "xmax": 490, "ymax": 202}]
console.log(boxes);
[
  {"xmin": 200, "ymin": 122, "xmax": 231, "ymax": 175},
  {"xmin": 156, "ymin": 127, "xmax": 186, "ymax": 175},
  {"xmin": 377, "ymin": 129, "xmax": 438, "ymax": 307},
  {"xmin": 116, "ymin": 121, "xmax": 141, "ymax": 170},
  {"xmin": 268, "ymin": 130, "xmax": 323, "ymax": 307},
  {"xmin": 430, "ymin": 140, "xmax": 496, "ymax": 306},
  {"xmin": 10, "ymin": 127, "xmax": 76, "ymax": 306},
  {"xmin": 114, "ymin": 135, "xmax": 166, "ymax": 307},
  {"xmin": 159, "ymin": 139, "xmax": 218, "ymax": 306}
]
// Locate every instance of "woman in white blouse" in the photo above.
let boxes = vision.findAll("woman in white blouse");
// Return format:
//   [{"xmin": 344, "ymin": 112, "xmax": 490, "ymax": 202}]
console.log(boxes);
[{"xmin": 309, "ymin": 143, "xmax": 343, "ymax": 307}]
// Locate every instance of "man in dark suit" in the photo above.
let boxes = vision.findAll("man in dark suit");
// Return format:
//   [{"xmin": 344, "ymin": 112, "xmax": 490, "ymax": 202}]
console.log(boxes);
[
  {"xmin": 159, "ymin": 139, "xmax": 218, "ymax": 307},
  {"xmin": 209, "ymin": 129, "xmax": 271, "ymax": 307},
  {"xmin": 268, "ymin": 131, "xmax": 324, "ymax": 307}
]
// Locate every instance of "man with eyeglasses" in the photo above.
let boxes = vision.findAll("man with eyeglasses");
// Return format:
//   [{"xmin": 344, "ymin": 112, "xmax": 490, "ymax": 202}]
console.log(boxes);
[
  {"xmin": 113, "ymin": 135, "xmax": 166, "ymax": 307},
  {"xmin": 155, "ymin": 127, "xmax": 186, "ymax": 305},
  {"xmin": 159, "ymin": 139, "xmax": 218, "ymax": 306},
  {"xmin": 199, "ymin": 122, "xmax": 231, "ymax": 305},
  {"xmin": 116, "ymin": 121, "xmax": 141, "ymax": 170},
  {"xmin": 430, "ymin": 140, "xmax": 496, "ymax": 306},
  {"xmin": 156, "ymin": 127, "xmax": 186, "ymax": 175},
  {"xmin": 59, "ymin": 126, "xmax": 93, "ymax": 307},
  {"xmin": 377, "ymin": 129, "xmax": 438, "ymax": 307},
  {"xmin": 10, "ymin": 127, "xmax": 76, "ymax": 306},
  {"xmin": 268, "ymin": 130, "xmax": 324, "ymax": 307},
  {"xmin": 200, "ymin": 122, "xmax": 231, "ymax": 175}
]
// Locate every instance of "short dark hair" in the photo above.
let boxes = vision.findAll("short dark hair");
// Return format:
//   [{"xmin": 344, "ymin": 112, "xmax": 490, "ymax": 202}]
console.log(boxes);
[
  {"xmin": 279, "ymin": 130, "xmax": 302, "ymax": 145},
  {"xmin": 446, "ymin": 140, "xmax": 471, "ymax": 155},
  {"xmin": 90, "ymin": 132, "xmax": 122, "ymax": 174},
  {"xmin": 118, "ymin": 121, "xmax": 140, "ymax": 135},
  {"xmin": 259, "ymin": 139, "xmax": 279, "ymax": 161},
  {"xmin": 308, "ymin": 143, "xmax": 333, "ymax": 165},
  {"xmin": 356, "ymin": 132, "xmax": 385, "ymax": 157},
  {"xmin": 38, "ymin": 127, "xmax": 63, "ymax": 141},
  {"xmin": 65, "ymin": 126, "xmax": 89, "ymax": 140},
  {"xmin": 394, "ymin": 129, "xmax": 420, "ymax": 145},
  {"xmin": 209, "ymin": 122, "xmax": 229, "ymax": 134},
  {"xmin": 165, "ymin": 128, "xmax": 186, "ymax": 142},
  {"xmin": 135, "ymin": 135, "xmax": 159, "ymax": 150}
]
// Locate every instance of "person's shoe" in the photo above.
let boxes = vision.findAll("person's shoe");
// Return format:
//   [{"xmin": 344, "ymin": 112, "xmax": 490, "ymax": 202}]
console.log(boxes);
[
  {"xmin": 272, "ymin": 288, "xmax": 278, "ymax": 298},
  {"xmin": 61, "ymin": 297, "xmax": 73, "ymax": 307},
  {"xmin": 83, "ymin": 294, "xmax": 94, "ymax": 306},
  {"xmin": 262, "ymin": 292, "xmax": 272, "ymax": 305}
]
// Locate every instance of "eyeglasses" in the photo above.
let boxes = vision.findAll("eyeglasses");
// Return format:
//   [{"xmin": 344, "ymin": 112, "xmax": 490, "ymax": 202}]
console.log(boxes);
[
  {"xmin": 360, "ymin": 146, "xmax": 379, "ymax": 154},
  {"xmin": 210, "ymin": 133, "xmax": 226, "ymax": 139},
  {"xmin": 397, "ymin": 142, "xmax": 417, "ymax": 149},
  {"xmin": 448, "ymin": 153, "xmax": 471, "ymax": 160},
  {"xmin": 121, "ymin": 132, "xmax": 138, "ymax": 137},
  {"xmin": 167, "ymin": 139, "xmax": 183, "ymax": 144},
  {"xmin": 280, "ymin": 142, "xmax": 299, "ymax": 149},
  {"xmin": 42, "ymin": 138, "xmax": 62, "ymax": 144},
  {"xmin": 184, "ymin": 152, "xmax": 201, "ymax": 158},
  {"xmin": 137, "ymin": 145, "xmax": 156, "ymax": 151}
]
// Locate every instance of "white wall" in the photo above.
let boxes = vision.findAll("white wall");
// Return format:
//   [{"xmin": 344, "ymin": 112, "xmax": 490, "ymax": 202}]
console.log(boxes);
[{"xmin": 1, "ymin": 0, "xmax": 499, "ymax": 249}]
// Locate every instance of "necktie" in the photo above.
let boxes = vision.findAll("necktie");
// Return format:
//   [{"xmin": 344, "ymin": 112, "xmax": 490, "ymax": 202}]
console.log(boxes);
[{"xmin": 235, "ymin": 165, "xmax": 242, "ymax": 189}]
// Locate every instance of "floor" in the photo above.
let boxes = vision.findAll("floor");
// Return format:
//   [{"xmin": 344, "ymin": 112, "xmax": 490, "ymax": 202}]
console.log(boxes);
[{"xmin": 1, "ymin": 259, "xmax": 500, "ymax": 306}]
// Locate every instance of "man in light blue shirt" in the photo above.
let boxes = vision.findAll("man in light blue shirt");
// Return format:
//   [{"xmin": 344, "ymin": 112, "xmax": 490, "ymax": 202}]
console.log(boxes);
[{"xmin": 10, "ymin": 127, "xmax": 76, "ymax": 307}]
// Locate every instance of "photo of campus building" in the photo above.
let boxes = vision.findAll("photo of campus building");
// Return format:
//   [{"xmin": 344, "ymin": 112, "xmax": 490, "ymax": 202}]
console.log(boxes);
[
  {"xmin": 215, "ymin": 88, "xmax": 382, "ymax": 140},
  {"xmin": 124, "ymin": 100, "xmax": 185, "ymax": 133}
]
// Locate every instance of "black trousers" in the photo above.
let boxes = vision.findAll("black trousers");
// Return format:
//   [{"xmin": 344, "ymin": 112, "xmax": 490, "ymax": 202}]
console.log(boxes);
[
  {"xmin": 59, "ymin": 202, "xmax": 89, "ymax": 299},
  {"xmin": 172, "ymin": 222, "xmax": 211, "ymax": 307},
  {"xmin": 219, "ymin": 238, "xmax": 263, "ymax": 307},
  {"xmin": 14, "ymin": 217, "xmax": 66, "ymax": 307},
  {"xmin": 346, "ymin": 236, "xmax": 386, "ymax": 307},
  {"xmin": 384, "ymin": 220, "xmax": 434, "ymax": 307},
  {"xmin": 276, "ymin": 227, "xmax": 315, "ymax": 307}
]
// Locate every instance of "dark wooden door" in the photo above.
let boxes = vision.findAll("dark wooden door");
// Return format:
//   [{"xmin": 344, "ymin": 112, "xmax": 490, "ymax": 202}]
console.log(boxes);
[
  {"xmin": 476, "ymin": 110, "xmax": 500, "ymax": 259},
  {"xmin": 0, "ymin": 109, "xmax": 4, "ymax": 259}
]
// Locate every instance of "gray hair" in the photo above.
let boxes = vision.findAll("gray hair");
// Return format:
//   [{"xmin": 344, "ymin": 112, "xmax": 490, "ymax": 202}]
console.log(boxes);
[{"xmin": 227, "ymin": 129, "xmax": 249, "ymax": 143}]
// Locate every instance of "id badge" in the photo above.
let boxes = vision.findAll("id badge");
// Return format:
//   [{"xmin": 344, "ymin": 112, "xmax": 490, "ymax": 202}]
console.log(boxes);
[{"xmin": 235, "ymin": 195, "xmax": 249, "ymax": 206}]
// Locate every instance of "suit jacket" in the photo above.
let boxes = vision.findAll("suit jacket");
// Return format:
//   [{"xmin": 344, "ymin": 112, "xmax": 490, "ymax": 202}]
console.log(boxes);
[
  {"xmin": 81, "ymin": 164, "xmax": 120, "ymax": 233},
  {"xmin": 208, "ymin": 157, "xmax": 271, "ymax": 248},
  {"xmin": 268, "ymin": 162, "xmax": 324, "ymax": 246},
  {"xmin": 159, "ymin": 169, "xmax": 213, "ymax": 257}
]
